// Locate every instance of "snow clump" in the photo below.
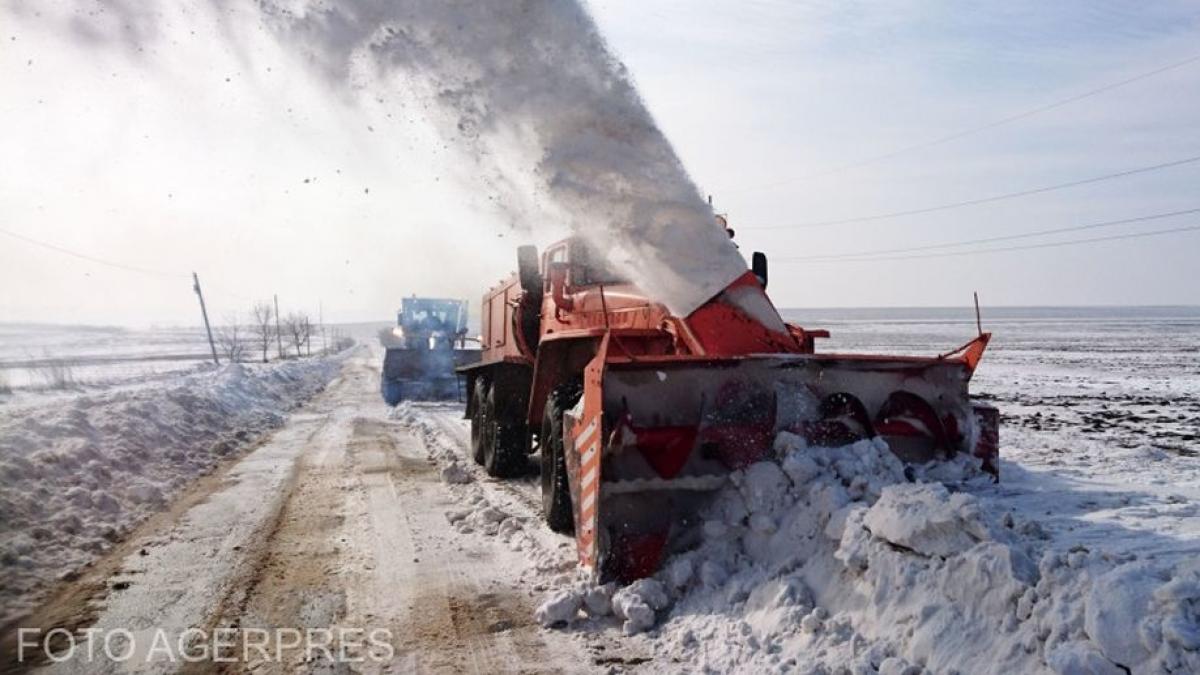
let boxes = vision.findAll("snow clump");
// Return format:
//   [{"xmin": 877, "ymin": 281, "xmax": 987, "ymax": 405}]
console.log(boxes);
[
  {"xmin": 537, "ymin": 431, "xmax": 1200, "ymax": 674},
  {"xmin": 440, "ymin": 461, "xmax": 473, "ymax": 484}
]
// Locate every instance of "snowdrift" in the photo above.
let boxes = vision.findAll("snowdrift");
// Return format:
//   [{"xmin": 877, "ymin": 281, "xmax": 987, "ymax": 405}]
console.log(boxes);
[
  {"xmin": 0, "ymin": 357, "xmax": 342, "ymax": 624},
  {"xmin": 538, "ymin": 433, "xmax": 1200, "ymax": 674}
]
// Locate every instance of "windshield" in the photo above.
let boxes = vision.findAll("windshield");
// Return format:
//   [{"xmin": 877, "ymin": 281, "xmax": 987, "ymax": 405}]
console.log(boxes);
[
  {"xmin": 569, "ymin": 240, "xmax": 627, "ymax": 286},
  {"xmin": 400, "ymin": 299, "xmax": 466, "ymax": 332}
]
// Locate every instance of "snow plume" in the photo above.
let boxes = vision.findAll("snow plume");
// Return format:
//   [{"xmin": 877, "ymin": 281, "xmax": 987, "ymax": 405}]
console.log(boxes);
[
  {"xmin": 256, "ymin": 0, "xmax": 748, "ymax": 315},
  {"xmin": 10, "ymin": 0, "xmax": 747, "ymax": 315}
]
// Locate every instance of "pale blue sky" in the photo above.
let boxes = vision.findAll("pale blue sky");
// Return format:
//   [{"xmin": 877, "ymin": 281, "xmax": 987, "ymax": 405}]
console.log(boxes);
[
  {"xmin": 1, "ymin": 1, "xmax": 1198, "ymax": 325},
  {"xmin": 589, "ymin": 0, "xmax": 1200, "ymax": 308}
]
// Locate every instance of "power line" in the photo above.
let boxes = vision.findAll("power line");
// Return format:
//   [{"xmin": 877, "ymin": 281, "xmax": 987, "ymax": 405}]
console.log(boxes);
[
  {"xmin": 0, "ymin": 226, "xmax": 186, "ymax": 279},
  {"xmin": 1, "ymin": 226, "xmax": 259, "ymax": 304},
  {"xmin": 745, "ymin": 153, "xmax": 1200, "ymax": 230},
  {"xmin": 780, "ymin": 223, "xmax": 1200, "ymax": 263},
  {"xmin": 2, "ymin": 225, "xmax": 285, "ymax": 320},
  {"xmin": 735, "ymin": 52, "xmax": 1200, "ymax": 194},
  {"xmin": 777, "ymin": 207, "xmax": 1200, "ymax": 261}
]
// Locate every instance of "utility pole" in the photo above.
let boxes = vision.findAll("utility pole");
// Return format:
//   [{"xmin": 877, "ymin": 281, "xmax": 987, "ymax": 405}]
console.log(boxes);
[
  {"xmin": 319, "ymin": 300, "xmax": 325, "ymax": 354},
  {"xmin": 193, "ymin": 272, "xmax": 220, "ymax": 365},
  {"xmin": 974, "ymin": 292, "xmax": 983, "ymax": 337},
  {"xmin": 274, "ymin": 294, "xmax": 283, "ymax": 359}
]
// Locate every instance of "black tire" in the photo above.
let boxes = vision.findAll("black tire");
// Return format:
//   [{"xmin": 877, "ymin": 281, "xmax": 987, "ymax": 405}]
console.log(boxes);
[
  {"xmin": 541, "ymin": 381, "xmax": 582, "ymax": 533},
  {"xmin": 470, "ymin": 379, "xmax": 487, "ymax": 465},
  {"xmin": 482, "ymin": 386, "xmax": 524, "ymax": 478}
]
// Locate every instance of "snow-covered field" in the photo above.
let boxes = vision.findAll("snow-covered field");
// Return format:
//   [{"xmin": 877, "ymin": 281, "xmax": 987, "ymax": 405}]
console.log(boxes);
[
  {"xmin": 0, "ymin": 323, "xmax": 362, "ymax": 396},
  {"xmin": 0, "ymin": 324, "xmax": 213, "ymax": 393},
  {"xmin": 0, "ymin": 344, "xmax": 347, "ymax": 626}
]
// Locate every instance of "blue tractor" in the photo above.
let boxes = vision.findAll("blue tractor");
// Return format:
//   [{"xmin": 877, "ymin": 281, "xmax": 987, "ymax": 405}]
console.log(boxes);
[{"xmin": 380, "ymin": 297, "xmax": 478, "ymax": 406}]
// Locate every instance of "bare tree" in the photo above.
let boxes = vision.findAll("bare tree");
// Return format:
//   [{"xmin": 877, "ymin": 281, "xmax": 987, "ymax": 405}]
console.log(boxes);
[
  {"xmin": 250, "ymin": 302, "xmax": 275, "ymax": 363},
  {"xmin": 302, "ymin": 315, "xmax": 313, "ymax": 356},
  {"xmin": 283, "ymin": 312, "xmax": 311, "ymax": 358},
  {"xmin": 217, "ymin": 315, "xmax": 246, "ymax": 363}
]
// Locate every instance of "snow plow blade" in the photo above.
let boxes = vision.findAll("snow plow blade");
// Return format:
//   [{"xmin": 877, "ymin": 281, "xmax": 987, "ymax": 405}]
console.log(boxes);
[
  {"xmin": 380, "ymin": 347, "xmax": 476, "ymax": 405},
  {"xmin": 562, "ymin": 334, "xmax": 995, "ymax": 583}
]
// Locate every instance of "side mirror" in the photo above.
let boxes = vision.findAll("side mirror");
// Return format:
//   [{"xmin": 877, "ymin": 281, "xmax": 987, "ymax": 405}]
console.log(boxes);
[
  {"xmin": 752, "ymin": 251, "xmax": 768, "ymax": 290},
  {"xmin": 518, "ymin": 245, "xmax": 541, "ymax": 296},
  {"xmin": 547, "ymin": 262, "xmax": 573, "ymax": 311}
]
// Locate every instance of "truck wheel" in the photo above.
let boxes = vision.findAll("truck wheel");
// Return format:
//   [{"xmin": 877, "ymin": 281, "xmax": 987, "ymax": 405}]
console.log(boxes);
[
  {"xmin": 470, "ymin": 379, "xmax": 487, "ymax": 465},
  {"xmin": 482, "ymin": 386, "xmax": 523, "ymax": 478},
  {"xmin": 541, "ymin": 381, "xmax": 582, "ymax": 533}
]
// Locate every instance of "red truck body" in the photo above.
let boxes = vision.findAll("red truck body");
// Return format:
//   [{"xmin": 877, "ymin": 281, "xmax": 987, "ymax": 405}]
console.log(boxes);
[{"xmin": 460, "ymin": 236, "xmax": 995, "ymax": 581}]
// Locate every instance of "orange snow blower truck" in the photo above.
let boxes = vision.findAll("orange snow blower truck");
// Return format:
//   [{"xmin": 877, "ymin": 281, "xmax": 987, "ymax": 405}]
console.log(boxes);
[{"xmin": 458, "ymin": 237, "xmax": 997, "ymax": 583}]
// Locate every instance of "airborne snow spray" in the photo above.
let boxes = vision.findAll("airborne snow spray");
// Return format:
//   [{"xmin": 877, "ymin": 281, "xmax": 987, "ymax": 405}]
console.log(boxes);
[
  {"xmin": 8, "ymin": 0, "xmax": 748, "ymax": 314},
  {"xmin": 257, "ymin": 0, "xmax": 748, "ymax": 315}
]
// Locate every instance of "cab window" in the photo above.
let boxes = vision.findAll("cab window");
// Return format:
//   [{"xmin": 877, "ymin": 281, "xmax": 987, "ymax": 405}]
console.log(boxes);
[
  {"xmin": 569, "ymin": 239, "xmax": 626, "ymax": 286},
  {"xmin": 543, "ymin": 245, "xmax": 568, "ymax": 292}
]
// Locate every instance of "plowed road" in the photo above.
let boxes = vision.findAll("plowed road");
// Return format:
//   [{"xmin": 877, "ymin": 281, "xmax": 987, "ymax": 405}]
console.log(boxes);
[{"xmin": 9, "ymin": 348, "xmax": 645, "ymax": 673}]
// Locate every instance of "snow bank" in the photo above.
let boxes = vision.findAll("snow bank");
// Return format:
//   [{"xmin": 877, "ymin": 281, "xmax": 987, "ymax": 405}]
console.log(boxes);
[
  {"xmin": 539, "ymin": 432, "xmax": 1200, "ymax": 674},
  {"xmin": 0, "ymin": 356, "xmax": 342, "ymax": 624}
]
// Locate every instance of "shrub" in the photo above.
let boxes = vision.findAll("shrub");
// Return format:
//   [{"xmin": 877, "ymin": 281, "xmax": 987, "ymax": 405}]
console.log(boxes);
[{"xmin": 32, "ymin": 358, "xmax": 77, "ymax": 390}]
